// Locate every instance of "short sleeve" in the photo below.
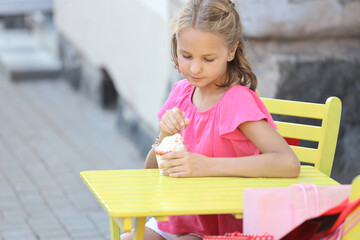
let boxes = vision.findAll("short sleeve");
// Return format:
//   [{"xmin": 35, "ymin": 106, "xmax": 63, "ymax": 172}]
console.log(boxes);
[
  {"xmin": 219, "ymin": 86, "xmax": 277, "ymax": 140},
  {"xmin": 157, "ymin": 80, "xmax": 187, "ymax": 120}
]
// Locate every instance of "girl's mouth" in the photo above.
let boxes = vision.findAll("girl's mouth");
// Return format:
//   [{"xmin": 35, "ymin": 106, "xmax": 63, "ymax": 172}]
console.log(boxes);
[{"xmin": 191, "ymin": 76, "xmax": 202, "ymax": 80}]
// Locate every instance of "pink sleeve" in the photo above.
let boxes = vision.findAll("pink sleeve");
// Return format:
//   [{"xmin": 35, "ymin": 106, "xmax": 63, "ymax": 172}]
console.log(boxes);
[
  {"xmin": 219, "ymin": 86, "xmax": 277, "ymax": 140},
  {"xmin": 157, "ymin": 80, "xmax": 185, "ymax": 120}
]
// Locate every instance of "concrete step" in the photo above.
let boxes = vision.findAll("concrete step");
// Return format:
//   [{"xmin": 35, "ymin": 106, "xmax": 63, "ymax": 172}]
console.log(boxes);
[{"xmin": 0, "ymin": 29, "xmax": 61, "ymax": 80}]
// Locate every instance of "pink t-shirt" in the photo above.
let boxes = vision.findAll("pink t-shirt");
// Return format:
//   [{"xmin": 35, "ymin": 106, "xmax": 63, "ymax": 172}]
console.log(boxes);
[{"xmin": 157, "ymin": 79, "xmax": 277, "ymax": 236}]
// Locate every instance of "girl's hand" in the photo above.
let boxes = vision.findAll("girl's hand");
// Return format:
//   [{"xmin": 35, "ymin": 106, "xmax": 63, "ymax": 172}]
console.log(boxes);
[
  {"xmin": 159, "ymin": 107, "xmax": 190, "ymax": 138},
  {"xmin": 159, "ymin": 151, "xmax": 208, "ymax": 177}
]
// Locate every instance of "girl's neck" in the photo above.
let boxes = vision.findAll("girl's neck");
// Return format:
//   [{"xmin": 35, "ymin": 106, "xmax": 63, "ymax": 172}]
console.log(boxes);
[
  {"xmin": 191, "ymin": 75, "xmax": 237, "ymax": 111},
  {"xmin": 192, "ymin": 85, "xmax": 228, "ymax": 112},
  {"xmin": 196, "ymin": 83, "xmax": 220, "ymax": 96},
  {"xmin": 196, "ymin": 73, "xmax": 230, "ymax": 97}
]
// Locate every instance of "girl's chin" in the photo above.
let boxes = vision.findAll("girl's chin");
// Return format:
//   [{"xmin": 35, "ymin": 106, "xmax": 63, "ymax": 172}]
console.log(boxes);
[
  {"xmin": 187, "ymin": 80, "xmax": 202, "ymax": 87},
  {"xmin": 187, "ymin": 77, "xmax": 203, "ymax": 84}
]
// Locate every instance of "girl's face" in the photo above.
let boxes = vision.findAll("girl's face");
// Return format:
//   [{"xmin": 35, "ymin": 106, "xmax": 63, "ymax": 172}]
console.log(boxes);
[{"xmin": 177, "ymin": 27, "xmax": 234, "ymax": 89}]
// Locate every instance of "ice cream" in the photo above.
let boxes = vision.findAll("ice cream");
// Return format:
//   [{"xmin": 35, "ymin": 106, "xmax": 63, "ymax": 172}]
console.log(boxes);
[{"xmin": 152, "ymin": 133, "xmax": 187, "ymax": 175}]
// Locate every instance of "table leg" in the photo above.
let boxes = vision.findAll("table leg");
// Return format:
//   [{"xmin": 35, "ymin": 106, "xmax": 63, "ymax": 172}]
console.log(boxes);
[
  {"xmin": 111, "ymin": 217, "xmax": 132, "ymax": 240},
  {"xmin": 133, "ymin": 217, "xmax": 146, "ymax": 240},
  {"xmin": 110, "ymin": 217, "xmax": 120, "ymax": 240},
  {"xmin": 113, "ymin": 217, "xmax": 132, "ymax": 232}
]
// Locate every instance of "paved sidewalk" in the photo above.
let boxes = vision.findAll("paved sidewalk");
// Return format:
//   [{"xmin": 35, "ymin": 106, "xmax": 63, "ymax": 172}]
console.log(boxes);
[{"xmin": 0, "ymin": 76, "xmax": 144, "ymax": 240}]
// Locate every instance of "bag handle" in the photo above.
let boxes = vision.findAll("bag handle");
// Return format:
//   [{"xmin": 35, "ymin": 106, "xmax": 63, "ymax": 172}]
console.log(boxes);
[
  {"xmin": 288, "ymin": 183, "xmax": 319, "ymax": 228},
  {"xmin": 289, "ymin": 183, "xmax": 319, "ymax": 216}
]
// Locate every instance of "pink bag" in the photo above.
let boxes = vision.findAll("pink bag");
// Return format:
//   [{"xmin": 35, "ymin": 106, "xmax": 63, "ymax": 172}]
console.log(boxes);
[{"xmin": 243, "ymin": 184, "xmax": 351, "ymax": 239}]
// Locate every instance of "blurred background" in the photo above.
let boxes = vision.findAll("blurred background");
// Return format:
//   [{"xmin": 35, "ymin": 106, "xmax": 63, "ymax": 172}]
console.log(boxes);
[{"xmin": 0, "ymin": 0, "xmax": 359, "ymax": 239}]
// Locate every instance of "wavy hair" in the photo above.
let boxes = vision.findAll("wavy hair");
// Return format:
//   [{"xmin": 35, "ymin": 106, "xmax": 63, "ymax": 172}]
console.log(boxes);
[{"xmin": 170, "ymin": 0, "xmax": 257, "ymax": 91}]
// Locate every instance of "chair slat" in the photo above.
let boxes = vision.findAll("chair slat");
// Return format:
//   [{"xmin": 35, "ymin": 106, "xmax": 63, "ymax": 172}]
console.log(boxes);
[
  {"xmin": 275, "ymin": 121, "xmax": 321, "ymax": 142},
  {"xmin": 262, "ymin": 98, "xmax": 326, "ymax": 119},
  {"xmin": 290, "ymin": 146, "xmax": 318, "ymax": 165}
]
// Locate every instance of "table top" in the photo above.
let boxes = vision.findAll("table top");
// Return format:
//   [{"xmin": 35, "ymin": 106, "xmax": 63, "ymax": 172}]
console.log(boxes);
[{"xmin": 80, "ymin": 166, "xmax": 339, "ymax": 218}]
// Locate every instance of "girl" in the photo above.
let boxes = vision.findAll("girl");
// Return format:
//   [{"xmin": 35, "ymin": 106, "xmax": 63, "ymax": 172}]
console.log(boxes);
[{"xmin": 122, "ymin": 0, "xmax": 300, "ymax": 239}]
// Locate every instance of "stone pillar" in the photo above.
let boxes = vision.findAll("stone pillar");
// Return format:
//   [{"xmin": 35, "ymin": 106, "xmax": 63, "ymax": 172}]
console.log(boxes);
[{"xmin": 239, "ymin": 0, "xmax": 360, "ymax": 183}]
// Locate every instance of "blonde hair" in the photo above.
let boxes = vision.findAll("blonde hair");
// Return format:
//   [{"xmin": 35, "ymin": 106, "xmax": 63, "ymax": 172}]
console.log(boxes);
[{"xmin": 170, "ymin": 0, "xmax": 257, "ymax": 91}]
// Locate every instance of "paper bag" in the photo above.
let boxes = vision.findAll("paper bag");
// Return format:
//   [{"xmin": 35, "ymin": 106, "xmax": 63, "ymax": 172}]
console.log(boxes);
[
  {"xmin": 280, "ymin": 198, "xmax": 360, "ymax": 240},
  {"xmin": 243, "ymin": 184, "xmax": 351, "ymax": 239}
]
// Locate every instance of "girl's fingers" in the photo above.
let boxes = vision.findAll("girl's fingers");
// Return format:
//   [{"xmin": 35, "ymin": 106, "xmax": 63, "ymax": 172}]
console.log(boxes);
[
  {"xmin": 166, "ymin": 166, "xmax": 186, "ymax": 177},
  {"xmin": 159, "ymin": 120, "xmax": 173, "ymax": 135},
  {"xmin": 172, "ymin": 108, "xmax": 185, "ymax": 128},
  {"xmin": 161, "ymin": 151, "xmax": 185, "ymax": 161},
  {"xmin": 159, "ymin": 158, "xmax": 176, "ymax": 170},
  {"xmin": 159, "ymin": 107, "xmax": 189, "ymax": 136},
  {"xmin": 160, "ymin": 112, "xmax": 177, "ymax": 134},
  {"xmin": 169, "ymin": 171, "xmax": 186, "ymax": 178},
  {"xmin": 161, "ymin": 160, "xmax": 184, "ymax": 173},
  {"xmin": 161, "ymin": 108, "xmax": 184, "ymax": 134},
  {"xmin": 159, "ymin": 113, "xmax": 175, "ymax": 134},
  {"xmin": 161, "ymin": 118, "xmax": 174, "ymax": 133},
  {"xmin": 168, "ymin": 112, "xmax": 181, "ymax": 131}
]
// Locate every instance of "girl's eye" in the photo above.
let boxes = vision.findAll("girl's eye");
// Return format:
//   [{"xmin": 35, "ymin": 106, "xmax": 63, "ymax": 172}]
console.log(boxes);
[
  {"xmin": 204, "ymin": 58, "xmax": 214, "ymax": 62},
  {"xmin": 182, "ymin": 55, "xmax": 191, "ymax": 59}
]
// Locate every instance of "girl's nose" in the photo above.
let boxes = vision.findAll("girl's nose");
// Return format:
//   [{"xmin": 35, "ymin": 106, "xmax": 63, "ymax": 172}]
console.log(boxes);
[{"xmin": 189, "ymin": 61, "xmax": 202, "ymax": 75}]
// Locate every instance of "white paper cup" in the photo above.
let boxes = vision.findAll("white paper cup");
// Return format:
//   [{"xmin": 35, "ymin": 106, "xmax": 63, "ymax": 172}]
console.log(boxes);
[
  {"xmin": 152, "ymin": 144, "xmax": 168, "ymax": 175},
  {"xmin": 152, "ymin": 143, "xmax": 187, "ymax": 175}
]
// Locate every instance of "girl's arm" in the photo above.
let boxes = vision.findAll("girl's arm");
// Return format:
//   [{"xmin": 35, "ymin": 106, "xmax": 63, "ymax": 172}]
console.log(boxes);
[
  {"xmin": 212, "ymin": 119, "xmax": 300, "ymax": 177},
  {"xmin": 160, "ymin": 119, "xmax": 300, "ymax": 178},
  {"xmin": 144, "ymin": 148, "xmax": 157, "ymax": 169}
]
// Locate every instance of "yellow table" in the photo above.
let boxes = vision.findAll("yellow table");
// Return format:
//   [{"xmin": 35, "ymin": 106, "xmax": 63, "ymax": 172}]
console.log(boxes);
[{"xmin": 80, "ymin": 166, "xmax": 339, "ymax": 240}]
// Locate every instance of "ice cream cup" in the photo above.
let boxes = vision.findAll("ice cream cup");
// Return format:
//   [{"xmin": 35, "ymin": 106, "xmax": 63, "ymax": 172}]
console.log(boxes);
[{"xmin": 152, "ymin": 143, "xmax": 187, "ymax": 175}]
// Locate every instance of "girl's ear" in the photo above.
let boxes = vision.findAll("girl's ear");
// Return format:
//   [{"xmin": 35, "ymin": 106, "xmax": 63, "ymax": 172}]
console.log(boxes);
[
  {"xmin": 231, "ymin": 41, "xmax": 239, "ymax": 54},
  {"xmin": 227, "ymin": 41, "xmax": 239, "ymax": 61}
]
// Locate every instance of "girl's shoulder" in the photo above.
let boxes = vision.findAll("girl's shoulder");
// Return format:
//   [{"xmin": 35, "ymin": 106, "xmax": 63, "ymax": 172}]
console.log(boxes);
[
  {"xmin": 171, "ymin": 79, "xmax": 193, "ymax": 98},
  {"xmin": 173, "ymin": 79, "xmax": 192, "ymax": 91},
  {"xmin": 218, "ymin": 84, "xmax": 277, "ymax": 130},
  {"xmin": 218, "ymin": 84, "xmax": 267, "ymax": 120},
  {"xmin": 222, "ymin": 84, "xmax": 258, "ymax": 104}
]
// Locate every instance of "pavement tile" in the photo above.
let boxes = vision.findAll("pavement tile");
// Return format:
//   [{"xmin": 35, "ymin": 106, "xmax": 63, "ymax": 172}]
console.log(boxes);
[
  {"xmin": 71, "ymin": 233, "xmax": 105, "ymax": 240},
  {"xmin": 1, "ymin": 233, "xmax": 37, "ymax": 240},
  {"xmin": 0, "ymin": 184, "xmax": 16, "ymax": 200},
  {"xmin": 1, "ymin": 208, "xmax": 28, "ymax": 220},
  {"xmin": 33, "ymin": 226, "xmax": 68, "ymax": 236},
  {"xmin": 0, "ymin": 76, "xmax": 143, "ymax": 239},
  {"xmin": 0, "ymin": 220, "xmax": 34, "ymax": 239},
  {"xmin": 38, "ymin": 233, "xmax": 71, "ymax": 240}
]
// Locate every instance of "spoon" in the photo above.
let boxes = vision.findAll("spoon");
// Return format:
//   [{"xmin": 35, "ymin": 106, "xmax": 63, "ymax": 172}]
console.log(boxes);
[{"xmin": 182, "ymin": 112, "xmax": 186, "ymax": 140}]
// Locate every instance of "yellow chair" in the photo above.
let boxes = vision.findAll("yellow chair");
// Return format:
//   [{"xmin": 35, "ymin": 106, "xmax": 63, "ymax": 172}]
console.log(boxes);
[
  {"xmin": 343, "ymin": 175, "xmax": 360, "ymax": 240},
  {"xmin": 261, "ymin": 96, "xmax": 342, "ymax": 177}
]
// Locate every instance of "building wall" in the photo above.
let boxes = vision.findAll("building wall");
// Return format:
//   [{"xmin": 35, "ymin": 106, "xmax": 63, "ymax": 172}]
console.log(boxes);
[
  {"xmin": 54, "ymin": 0, "xmax": 172, "ymax": 130},
  {"xmin": 238, "ymin": 0, "xmax": 360, "ymax": 39}
]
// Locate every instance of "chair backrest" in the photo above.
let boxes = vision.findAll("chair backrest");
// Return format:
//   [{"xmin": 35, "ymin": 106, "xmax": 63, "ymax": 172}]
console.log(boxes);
[{"xmin": 261, "ymin": 96, "xmax": 342, "ymax": 177}]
